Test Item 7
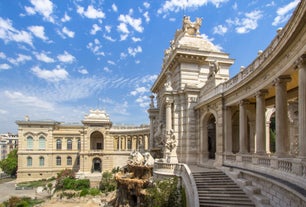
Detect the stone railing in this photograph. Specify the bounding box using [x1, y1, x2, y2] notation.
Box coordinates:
[224, 153, 306, 189]
[154, 161, 199, 207]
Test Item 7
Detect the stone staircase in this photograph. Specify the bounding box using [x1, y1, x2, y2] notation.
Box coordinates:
[193, 170, 255, 207]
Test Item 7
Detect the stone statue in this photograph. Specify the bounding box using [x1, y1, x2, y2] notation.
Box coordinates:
[165, 129, 176, 152]
[143, 152, 154, 166]
[209, 60, 220, 78]
[128, 150, 144, 165]
[182, 16, 202, 35]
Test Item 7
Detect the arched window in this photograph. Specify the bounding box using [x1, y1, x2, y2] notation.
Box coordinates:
[67, 156, 72, 165]
[56, 156, 61, 166]
[39, 156, 44, 166]
[27, 156, 32, 166]
[39, 136, 46, 149]
[27, 136, 33, 149]
[77, 139, 81, 150]
[67, 139, 72, 150]
[127, 138, 132, 150]
[56, 139, 62, 150]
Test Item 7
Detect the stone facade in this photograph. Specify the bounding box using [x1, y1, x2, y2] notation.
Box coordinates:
[150, 1, 306, 206]
[16, 109, 149, 182]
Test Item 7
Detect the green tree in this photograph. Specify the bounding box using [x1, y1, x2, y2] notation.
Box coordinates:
[0, 149, 18, 176]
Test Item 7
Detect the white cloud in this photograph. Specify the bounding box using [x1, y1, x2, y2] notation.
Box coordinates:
[87, 40, 105, 56]
[103, 35, 116, 42]
[105, 25, 112, 33]
[57, 51, 75, 63]
[90, 24, 101, 35]
[112, 3, 118, 12]
[78, 68, 88, 74]
[117, 22, 129, 34]
[31, 65, 69, 82]
[77, 5, 105, 19]
[213, 25, 228, 35]
[0, 17, 33, 46]
[272, 0, 300, 26]
[62, 26, 75, 38]
[107, 60, 115, 65]
[120, 52, 127, 59]
[0, 52, 6, 59]
[8, 54, 32, 65]
[61, 12, 71, 22]
[25, 0, 54, 23]
[131, 37, 141, 42]
[103, 67, 111, 72]
[0, 63, 11, 70]
[143, 2, 150, 9]
[158, 0, 229, 14]
[118, 14, 143, 33]
[4, 90, 54, 110]
[227, 10, 263, 34]
[130, 86, 148, 96]
[128, 46, 142, 57]
[35, 52, 54, 63]
[28, 25, 48, 41]
[143, 11, 150, 23]
[135, 95, 150, 108]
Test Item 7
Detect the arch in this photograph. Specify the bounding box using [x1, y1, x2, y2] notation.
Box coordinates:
[199, 110, 218, 163]
[39, 156, 44, 166]
[67, 139, 72, 150]
[27, 136, 33, 149]
[56, 156, 61, 166]
[56, 139, 62, 150]
[27, 156, 32, 166]
[92, 157, 102, 172]
[39, 136, 46, 149]
[90, 131, 104, 150]
[67, 156, 72, 165]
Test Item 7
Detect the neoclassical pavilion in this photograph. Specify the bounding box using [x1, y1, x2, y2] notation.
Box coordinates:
[149, 1, 306, 206]
[16, 109, 149, 182]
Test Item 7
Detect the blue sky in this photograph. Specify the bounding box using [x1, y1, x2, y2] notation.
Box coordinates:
[0, 0, 300, 133]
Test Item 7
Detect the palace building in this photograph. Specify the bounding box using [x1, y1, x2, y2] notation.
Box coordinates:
[16, 109, 149, 182]
[149, 1, 306, 206]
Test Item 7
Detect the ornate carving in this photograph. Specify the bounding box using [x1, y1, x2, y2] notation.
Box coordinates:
[182, 16, 202, 35]
[165, 129, 176, 152]
[208, 60, 220, 78]
[295, 54, 306, 69]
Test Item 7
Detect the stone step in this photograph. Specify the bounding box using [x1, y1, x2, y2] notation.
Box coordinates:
[199, 199, 255, 206]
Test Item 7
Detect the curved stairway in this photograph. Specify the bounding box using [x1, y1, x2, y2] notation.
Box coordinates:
[193, 170, 255, 207]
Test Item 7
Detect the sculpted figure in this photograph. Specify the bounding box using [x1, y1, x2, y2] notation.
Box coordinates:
[165, 129, 176, 152]
[209, 60, 220, 77]
[182, 16, 202, 35]
[143, 152, 155, 166]
[128, 150, 144, 165]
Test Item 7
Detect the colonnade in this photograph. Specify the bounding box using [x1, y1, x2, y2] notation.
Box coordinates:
[224, 55, 306, 159]
[114, 135, 149, 151]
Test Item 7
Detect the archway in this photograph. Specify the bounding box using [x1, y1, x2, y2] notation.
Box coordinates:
[92, 157, 102, 172]
[90, 131, 104, 150]
[207, 114, 216, 159]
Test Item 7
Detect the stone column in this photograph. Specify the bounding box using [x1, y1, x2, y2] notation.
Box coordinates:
[224, 106, 233, 154]
[239, 100, 248, 154]
[274, 75, 291, 157]
[256, 89, 268, 154]
[296, 55, 306, 158]
[165, 100, 172, 133]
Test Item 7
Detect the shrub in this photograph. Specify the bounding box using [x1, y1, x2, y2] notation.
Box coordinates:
[61, 178, 90, 191]
[80, 189, 89, 197]
[89, 188, 100, 196]
[145, 177, 186, 207]
[99, 171, 116, 193]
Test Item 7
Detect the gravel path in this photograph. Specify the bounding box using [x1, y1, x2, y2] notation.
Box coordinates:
[0, 180, 37, 203]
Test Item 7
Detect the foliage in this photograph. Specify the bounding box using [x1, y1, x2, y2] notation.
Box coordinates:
[112, 166, 120, 174]
[270, 116, 276, 153]
[17, 177, 55, 188]
[55, 169, 75, 190]
[0, 149, 17, 176]
[99, 171, 116, 193]
[145, 177, 186, 207]
[62, 178, 90, 190]
[1, 196, 44, 207]
[79, 188, 100, 197]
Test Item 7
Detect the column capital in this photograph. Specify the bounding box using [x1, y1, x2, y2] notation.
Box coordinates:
[273, 75, 291, 85]
[255, 89, 268, 97]
[239, 99, 249, 106]
[295, 54, 306, 69]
